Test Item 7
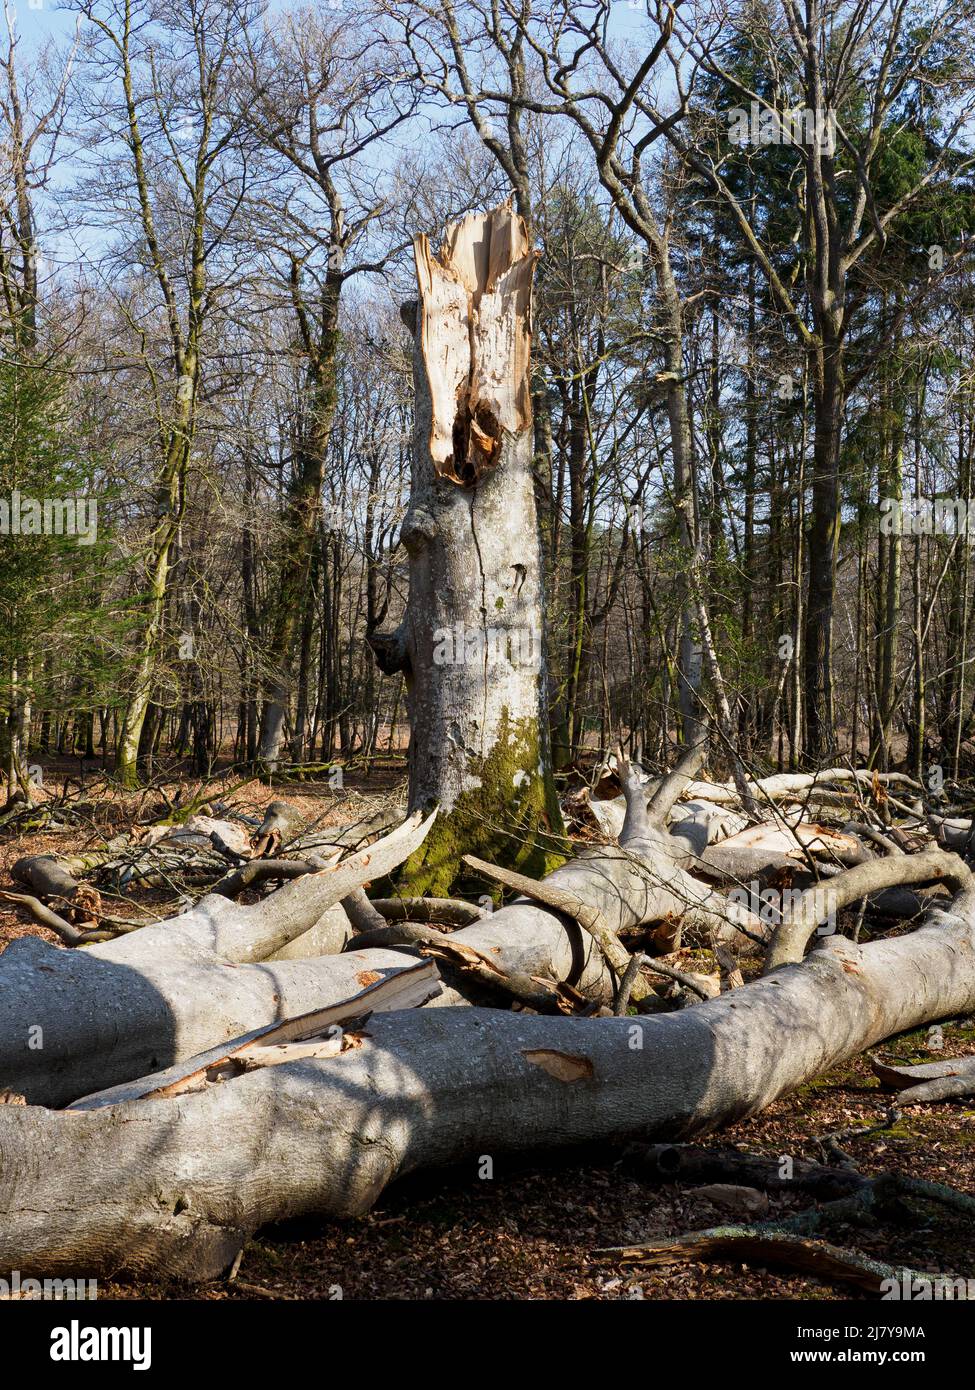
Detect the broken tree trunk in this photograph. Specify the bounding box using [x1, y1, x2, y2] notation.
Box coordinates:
[3, 884, 975, 1281]
[368, 203, 564, 895]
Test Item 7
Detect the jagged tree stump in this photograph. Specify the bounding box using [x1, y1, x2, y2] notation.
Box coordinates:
[371, 203, 564, 894]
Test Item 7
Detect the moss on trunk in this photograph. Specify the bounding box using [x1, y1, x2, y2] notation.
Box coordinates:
[399, 710, 567, 898]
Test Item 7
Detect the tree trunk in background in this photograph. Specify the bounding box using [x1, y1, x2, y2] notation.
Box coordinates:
[657, 258, 704, 747]
[552, 357, 600, 767]
[240, 449, 262, 765]
[115, 425, 189, 787]
[290, 549, 318, 763]
[945, 401, 974, 773]
[803, 337, 844, 762]
[907, 380, 928, 777]
[370, 205, 565, 895]
[871, 353, 904, 769]
[257, 272, 341, 769]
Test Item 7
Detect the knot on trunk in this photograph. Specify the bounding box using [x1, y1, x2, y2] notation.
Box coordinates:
[368, 626, 411, 678]
[399, 508, 437, 555]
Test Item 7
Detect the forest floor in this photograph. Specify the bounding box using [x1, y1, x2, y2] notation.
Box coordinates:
[2, 762, 973, 1302]
[100, 1026, 974, 1302]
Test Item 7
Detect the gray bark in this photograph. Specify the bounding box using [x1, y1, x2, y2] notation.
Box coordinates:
[369, 205, 562, 894]
[0, 812, 437, 1106]
[2, 887, 974, 1281]
[0, 770, 767, 1108]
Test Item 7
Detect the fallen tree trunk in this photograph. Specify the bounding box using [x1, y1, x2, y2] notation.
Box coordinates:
[0, 756, 766, 1105]
[659, 768, 922, 805]
[0, 812, 439, 1106]
[1, 746, 954, 1113]
[2, 886, 975, 1280]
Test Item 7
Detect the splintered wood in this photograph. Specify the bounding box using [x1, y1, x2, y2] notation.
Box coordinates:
[68, 959, 441, 1108]
[413, 203, 536, 485]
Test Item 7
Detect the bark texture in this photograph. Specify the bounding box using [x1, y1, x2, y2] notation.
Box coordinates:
[2, 888, 973, 1281]
[0, 812, 437, 1106]
[370, 204, 564, 895]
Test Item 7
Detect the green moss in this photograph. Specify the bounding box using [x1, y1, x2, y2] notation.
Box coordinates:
[399, 708, 568, 898]
[880, 1019, 974, 1063]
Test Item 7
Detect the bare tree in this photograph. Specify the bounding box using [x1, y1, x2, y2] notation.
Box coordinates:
[73, 0, 248, 784]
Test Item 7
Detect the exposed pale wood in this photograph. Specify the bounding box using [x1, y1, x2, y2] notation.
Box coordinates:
[368, 203, 558, 893]
[414, 203, 535, 485]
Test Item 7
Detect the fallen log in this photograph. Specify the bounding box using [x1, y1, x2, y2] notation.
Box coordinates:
[3, 886, 975, 1279]
[69, 960, 442, 1108]
[11, 853, 105, 927]
[664, 768, 922, 806]
[249, 800, 304, 858]
[931, 814, 975, 855]
[345, 921, 450, 951]
[870, 1053, 975, 1104]
[369, 897, 486, 927]
[0, 811, 439, 1105]
[0, 769, 765, 1106]
[596, 1227, 923, 1296]
[624, 1143, 870, 1200]
[210, 858, 321, 898]
[265, 904, 353, 960]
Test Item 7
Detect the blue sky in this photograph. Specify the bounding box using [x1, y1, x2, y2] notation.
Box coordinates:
[8, 0, 74, 44]
[10, 0, 651, 50]
[12, 0, 659, 280]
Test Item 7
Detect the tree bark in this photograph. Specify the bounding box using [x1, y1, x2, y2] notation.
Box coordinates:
[370, 204, 565, 895]
[0, 812, 437, 1106]
[0, 748, 771, 1111]
[3, 883, 974, 1281]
